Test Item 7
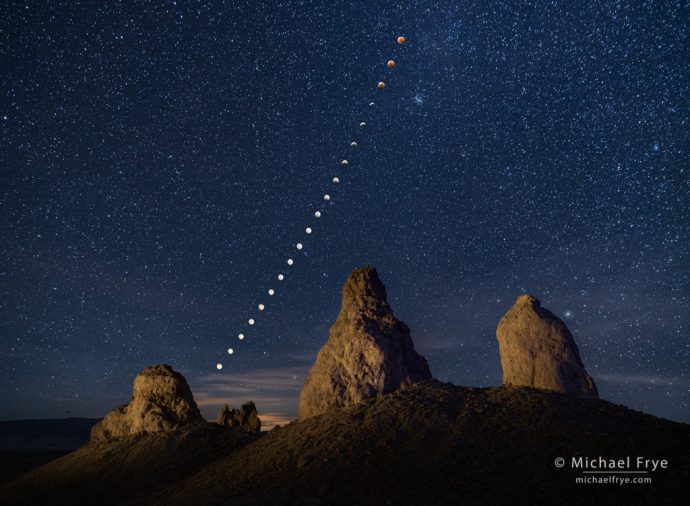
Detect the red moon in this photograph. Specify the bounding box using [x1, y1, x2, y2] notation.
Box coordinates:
[397, 36, 406, 44]
[377, 81, 385, 89]
[387, 60, 395, 68]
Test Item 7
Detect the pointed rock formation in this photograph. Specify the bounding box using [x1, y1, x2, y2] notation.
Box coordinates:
[496, 294, 598, 397]
[299, 266, 431, 419]
[90, 364, 204, 442]
[216, 401, 261, 434]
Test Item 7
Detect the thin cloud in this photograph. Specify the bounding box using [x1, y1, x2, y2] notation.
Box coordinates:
[191, 366, 308, 422]
[597, 373, 689, 387]
[259, 412, 297, 431]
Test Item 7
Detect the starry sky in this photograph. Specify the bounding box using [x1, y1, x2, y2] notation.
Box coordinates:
[1, 1, 688, 428]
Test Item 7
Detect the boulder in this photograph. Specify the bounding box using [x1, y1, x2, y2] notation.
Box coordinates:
[91, 364, 204, 442]
[299, 266, 431, 419]
[496, 294, 598, 397]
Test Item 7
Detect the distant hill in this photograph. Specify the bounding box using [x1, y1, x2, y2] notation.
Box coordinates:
[0, 418, 100, 450]
[2, 382, 688, 505]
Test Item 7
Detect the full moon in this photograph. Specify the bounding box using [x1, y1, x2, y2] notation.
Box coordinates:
[258, 304, 265, 311]
[305, 227, 312, 234]
[238, 333, 245, 340]
[248, 318, 255, 325]
[296, 243, 303, 250]
[287, 258, 294, 265]
[268, 289, 275, 295]
[227, 348, 234, 355]
[216, 363, 223, 370]
[324, 194, 331, 201]
[314, 211, 321, 218]
[278, 274, 284, 280]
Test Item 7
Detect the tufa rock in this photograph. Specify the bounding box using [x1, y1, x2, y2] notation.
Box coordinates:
[90, 364, 204, 442]
[496, 294, 598, 397]
[216, 401, 261, 434]
[299, 266, 431, 419]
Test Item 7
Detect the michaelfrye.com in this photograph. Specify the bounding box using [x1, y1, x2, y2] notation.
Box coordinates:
[553, 456, 669, 485]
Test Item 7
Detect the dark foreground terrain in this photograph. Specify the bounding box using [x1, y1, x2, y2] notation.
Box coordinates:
[2, 382, 689, 505]
[0, 418, 100, 484]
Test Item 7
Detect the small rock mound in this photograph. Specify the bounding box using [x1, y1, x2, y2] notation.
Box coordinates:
[91, 364, 203, 442]
[299, 266, 431, 419]
[216, 401, 261, 434]
[496, 294, 598, 397]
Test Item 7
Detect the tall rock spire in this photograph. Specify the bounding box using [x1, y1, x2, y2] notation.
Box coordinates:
[298, 266, 432, 419]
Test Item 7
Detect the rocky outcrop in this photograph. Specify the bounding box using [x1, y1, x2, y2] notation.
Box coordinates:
[90, 364, 204, 442]
[496, 294, 598, 397]
[299, 266, 431, 419]
[216, 401, 261, 434]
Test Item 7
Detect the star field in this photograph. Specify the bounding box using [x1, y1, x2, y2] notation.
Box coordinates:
[1, 1, 688, 424]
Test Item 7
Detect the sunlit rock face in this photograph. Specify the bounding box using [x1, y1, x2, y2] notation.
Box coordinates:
[91, 364, 204, 442]
[496, 295, 598, 397]
[299, 266, 432, 419]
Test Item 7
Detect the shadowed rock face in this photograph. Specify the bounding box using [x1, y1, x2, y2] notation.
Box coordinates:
[90, 364, 204, 441]
[496, 295, 598, 397]
[298, 266, 431, 419]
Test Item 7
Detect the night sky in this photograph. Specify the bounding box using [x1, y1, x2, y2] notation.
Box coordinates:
[1, 1, 688, 428]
